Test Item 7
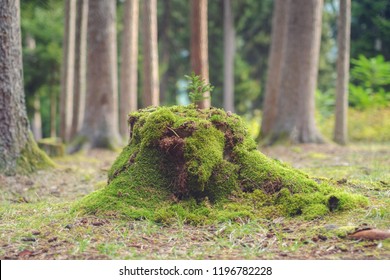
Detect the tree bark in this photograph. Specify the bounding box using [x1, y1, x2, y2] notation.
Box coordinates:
[70, 0, 88, 140]
[190, 0, 210, 109]
[0, 0, 52, 174]
[76, 0, 121, 150]
[120, 0, 139, 138]
[159, 0, 171, 105]
[142, 0, 159, 107]
[260, 0, 289, 138]
[59, 0, 76, 143]
[269, 0, 324, 144]
[31, 94, 42, 140]
[50, 87, 57, 138]
[26, 34, 42, 140]
[334, 0, 351, 145]
[223, 0, 235, 112]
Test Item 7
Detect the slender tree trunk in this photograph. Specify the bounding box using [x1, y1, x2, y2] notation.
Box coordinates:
[223, 0, 235, 112]
[260, 0, 289, 138]
[70, 0, 88, 140]
[120, 0, 139, 138]
[142, 0, 159, 107]
[75, 0, 121, 150]
[269, 0, 324, 144]
[334, 0, 351, 145]
[50, 87, 57, 139]
[190, 0, 210, 109]
[26, 34, 42, 140]
[0, 0, 52, 175]
[59, 0, 76, 143]
[31, 94, 42, 140]
[159, 0, 171, 105]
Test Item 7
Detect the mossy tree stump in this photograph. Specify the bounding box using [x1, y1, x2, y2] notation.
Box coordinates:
[37, 138, 65, 157]
[74, 106, 367, 223]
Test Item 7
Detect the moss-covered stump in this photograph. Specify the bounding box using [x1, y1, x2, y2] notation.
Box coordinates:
[37, 138, 65, 157]
[73, 106, 368, 223]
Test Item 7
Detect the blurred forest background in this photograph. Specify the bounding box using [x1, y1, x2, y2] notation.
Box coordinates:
[20, 0, 390, 145]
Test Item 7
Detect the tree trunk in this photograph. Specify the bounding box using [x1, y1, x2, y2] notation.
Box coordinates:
[142, 0, 159, 107]
[334, 0, 351, 145]
[120, 0, 139, 138]
[260, 0, 289, 138]
[190, 0, 210, 109]
[50, 88, 57, 138]
[223, 0, 235, 112]
[269, 0, 324, 144]
[26, 34, 42, 140]
[159, 0, 171, 105]
[76, 0, 121, 150]
[31, 94, 42, 140]
[70, 0, 88, 140]
[59, 0, 76, 143]
[0, 0, 52, 175]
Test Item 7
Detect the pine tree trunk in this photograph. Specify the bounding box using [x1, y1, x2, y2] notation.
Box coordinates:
[269, 0, 324, 144]
[0, 0, 52, 175]
[334, 0, 351, 145]
[31, 94, 42, 140]
[260, 0, 289, 138]
[70, 0, 88, 140]
[223, 0, 235, 113]
[50, 88, 57, 138]
[76, 0, 121, 150]
[120, 0, 139, 138]
[190, 0, 210, 109]
[59, 0, 76, 143]
[159, 0, 171, 105]
[142, 0, 159, 107]
[26, 34, 42, 140]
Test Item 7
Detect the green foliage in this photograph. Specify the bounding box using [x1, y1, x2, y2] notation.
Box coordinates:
[319, 108, 390, 142]
[351, 0, 390, 60]
[21, 0, 63, 137]
[349, 55, 390, 109]
[351, 55, 390, 89]
[185, 73, 214, 105]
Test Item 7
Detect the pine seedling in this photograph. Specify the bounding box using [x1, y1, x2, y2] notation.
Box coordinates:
[185, 72, 214, 105]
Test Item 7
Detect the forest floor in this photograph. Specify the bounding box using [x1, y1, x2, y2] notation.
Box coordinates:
[0, 143, 389, 260]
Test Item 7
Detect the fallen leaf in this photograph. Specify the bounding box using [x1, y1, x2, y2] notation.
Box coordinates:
[18, 250, 33, 258]
[348, 229, 390, 240]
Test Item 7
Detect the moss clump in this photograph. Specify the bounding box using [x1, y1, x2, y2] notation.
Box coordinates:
[37, 138, 65, 157]
[73, 106, 368, 223]
[16, 133, 55, 174]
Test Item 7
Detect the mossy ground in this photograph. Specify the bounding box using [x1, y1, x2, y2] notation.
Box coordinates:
[73, 106, 368, 223]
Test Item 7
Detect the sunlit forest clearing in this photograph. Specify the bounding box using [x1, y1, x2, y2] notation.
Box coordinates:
[0, 0, 389, 260]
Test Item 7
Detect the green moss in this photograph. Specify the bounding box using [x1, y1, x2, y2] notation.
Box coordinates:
[16, 133, 55, 174]
[37, 138, 65, 157]
[302, 204, 329, 220]
[73, 106, 369, 224]
[185, 125, 225, 191]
